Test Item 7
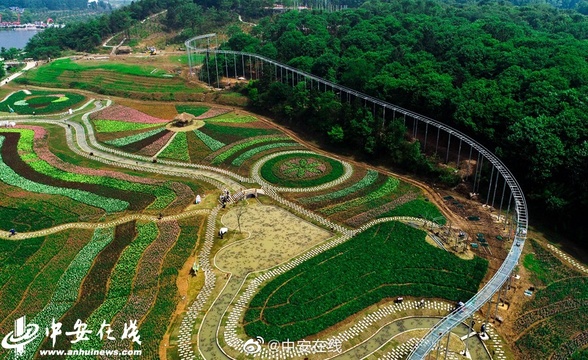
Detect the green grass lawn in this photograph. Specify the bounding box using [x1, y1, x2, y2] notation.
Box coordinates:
[16, 58, 205, 98]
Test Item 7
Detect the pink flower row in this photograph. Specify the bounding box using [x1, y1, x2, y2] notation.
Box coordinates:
[90, 105, 168, 124]
[26, 127, 161, 186]
[17, 125, 47, 140]
[136, 131, 175, 157]
[195, 107, 231, 120]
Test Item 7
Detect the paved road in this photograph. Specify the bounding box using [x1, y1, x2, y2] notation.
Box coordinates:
[0, 61, 36, 86]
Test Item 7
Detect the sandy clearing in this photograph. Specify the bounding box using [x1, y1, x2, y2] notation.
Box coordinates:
[215, 201, 332, 276]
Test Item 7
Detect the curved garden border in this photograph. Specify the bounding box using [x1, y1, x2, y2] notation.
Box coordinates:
[252, 150, 353, 193]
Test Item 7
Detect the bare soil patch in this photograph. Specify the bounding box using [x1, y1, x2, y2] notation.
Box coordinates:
[215, 201, 332, 276]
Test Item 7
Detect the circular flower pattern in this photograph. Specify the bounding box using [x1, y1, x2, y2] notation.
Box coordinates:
[259, 152, 345, 188]
[279, 157, 327, 179]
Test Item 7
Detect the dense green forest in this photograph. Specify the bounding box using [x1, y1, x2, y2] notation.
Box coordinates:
[222, 1, 588, 241]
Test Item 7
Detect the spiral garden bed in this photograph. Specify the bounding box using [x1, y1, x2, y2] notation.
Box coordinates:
[0, 90, 86, 115]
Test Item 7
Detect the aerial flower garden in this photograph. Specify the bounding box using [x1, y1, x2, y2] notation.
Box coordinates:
[0, 89, 493, 360]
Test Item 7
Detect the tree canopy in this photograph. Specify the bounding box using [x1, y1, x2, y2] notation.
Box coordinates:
[227, 0, 588, 242]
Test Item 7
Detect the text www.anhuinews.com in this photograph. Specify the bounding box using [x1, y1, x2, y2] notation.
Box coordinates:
[39, 349, 142, 356]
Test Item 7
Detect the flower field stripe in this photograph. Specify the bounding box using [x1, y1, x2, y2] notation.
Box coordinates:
[194, 129, 225, 151]
[320, 177, 401, 216]
[105, 127, 167, 147]
[154, 131, 177, 158]
[137, 130, 175, 157]
[212, 136, 292, 164]
[231, 142, 300, 166]
[0, 236, 51, 321]
[165, 181, 196, 211]
[175, 105, 210, 117]
[105, 220, 194, 358]
[199, 123, 280, 145]
[24, 126, 161, 185]
[158, 132, 190, 161]
[0, 230, 92, 339]
[9, 128, 178, 210]
[301, 169, 379, 204]
[344, 192, 420, 227]
[70, 222, 158, 354]
[0, 182, 103, 231]
[28, 153, 174, 210]
[43, 222, 136, 353]
[90, 105, 169, 124]
[104, 221, 181, 353]
[10, 228, 115, 360]
[204, 112, 257, 123]
[0, 136, 129, 213]
[193, 107, 230, 119]
[92, 120, 163, 133]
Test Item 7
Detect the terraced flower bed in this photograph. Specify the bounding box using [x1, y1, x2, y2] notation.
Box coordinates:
[70, 222, 159, 353]
[158, 132, 190, 161]
[18, 59, 205, 99]
[92, 120, 163, 133]
[4, 129, 185, 210]
[121, 129, 173, 154]
[185, 131, 211, 163]
[90, 104, 169, 124]
[0, 134, 129, 213]
[9, 227, 115, 359]
[203, 112, 257, 123]
[244, 221, 488, 341]
[231, 142, 300, 166]
[105, 127, 168, 147]
[199, 122, 280, 143]
[194, 129, 225, 151]
[319, 177, 400, 216]
[136, 130, 176, 157]
[0, 229, 93, 344]
[0, 90, 85, 115]
[300, 169, 379, 204]
[136, 218, 201, 358]
[46, 222, 136, 353]
[211, 136, 291, 165]
[514, 240, 588, 359]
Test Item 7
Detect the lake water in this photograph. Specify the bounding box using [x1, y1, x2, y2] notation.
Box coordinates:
[0, 29, 42, 50]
